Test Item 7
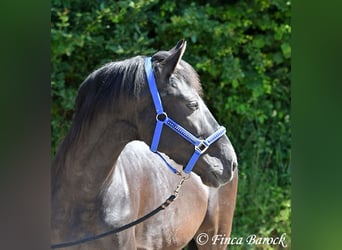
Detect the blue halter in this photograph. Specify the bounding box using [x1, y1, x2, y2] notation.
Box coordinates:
[144, 57, 227, 174]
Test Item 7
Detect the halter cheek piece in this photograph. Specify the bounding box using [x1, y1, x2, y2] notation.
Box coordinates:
[144, 57, 226, 174]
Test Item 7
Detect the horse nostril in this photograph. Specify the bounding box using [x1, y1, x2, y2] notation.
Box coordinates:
[232, 161, 238, 172]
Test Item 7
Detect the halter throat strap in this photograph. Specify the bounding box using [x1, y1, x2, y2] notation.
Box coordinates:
[144, 57, 226, 173]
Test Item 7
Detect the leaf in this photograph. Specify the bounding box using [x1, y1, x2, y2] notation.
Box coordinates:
[281, 42, 291, 59]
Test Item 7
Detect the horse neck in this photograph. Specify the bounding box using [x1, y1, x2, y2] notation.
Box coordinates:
[51, 110, 138, 230]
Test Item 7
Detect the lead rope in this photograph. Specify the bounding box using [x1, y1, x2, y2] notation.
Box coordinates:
[51, 174, 189, 249]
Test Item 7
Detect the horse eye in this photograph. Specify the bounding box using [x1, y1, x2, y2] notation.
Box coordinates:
[186, 101, 199, 110]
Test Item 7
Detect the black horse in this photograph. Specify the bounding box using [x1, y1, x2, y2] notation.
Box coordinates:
[52, 40, 238, 249]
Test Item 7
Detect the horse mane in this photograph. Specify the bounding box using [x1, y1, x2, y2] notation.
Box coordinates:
[53, 52, 203, 166]
[75, 56, 146, 124]
[53, 56, 145, 166]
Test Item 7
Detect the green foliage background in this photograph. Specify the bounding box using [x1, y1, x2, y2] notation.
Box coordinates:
[51, 0, 291, 249]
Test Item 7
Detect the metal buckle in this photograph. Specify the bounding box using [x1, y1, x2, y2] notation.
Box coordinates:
[195, 140, 209, 154]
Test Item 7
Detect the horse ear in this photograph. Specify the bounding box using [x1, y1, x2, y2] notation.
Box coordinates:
[161, 39, 187, 78]
[169, 39, 186, 53]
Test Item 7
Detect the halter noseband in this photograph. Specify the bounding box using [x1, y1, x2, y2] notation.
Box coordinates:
[144, 57, 226, 174]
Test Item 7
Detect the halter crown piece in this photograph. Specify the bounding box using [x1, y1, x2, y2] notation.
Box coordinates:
[144, 57, 227, 174]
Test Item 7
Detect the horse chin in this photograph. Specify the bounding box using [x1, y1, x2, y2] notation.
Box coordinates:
[199, 173, 222, 188]
[167, 149, 236, 187]
[193, 154, 234, 187]
[197, 169, 234, 187]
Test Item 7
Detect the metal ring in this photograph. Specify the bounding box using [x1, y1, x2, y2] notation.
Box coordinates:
[156, 112, 168, 122]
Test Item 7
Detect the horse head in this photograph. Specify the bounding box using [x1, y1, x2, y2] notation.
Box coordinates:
[137, 40, 237, 187]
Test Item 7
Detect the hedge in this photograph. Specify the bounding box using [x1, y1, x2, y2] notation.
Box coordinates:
[51, 0, 291, 248]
